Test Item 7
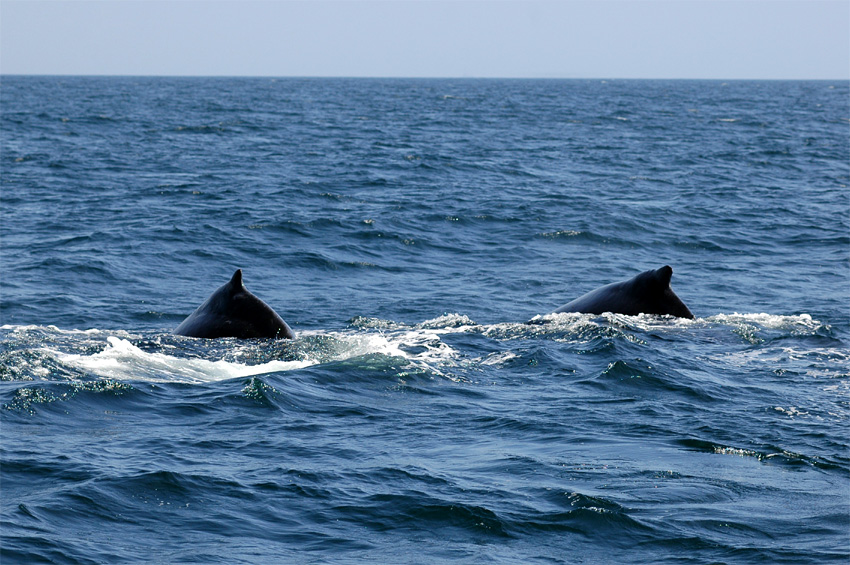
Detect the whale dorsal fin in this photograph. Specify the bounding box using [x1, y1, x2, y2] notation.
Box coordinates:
[655, 265, 673, 287]
[230, 269, 244, 288]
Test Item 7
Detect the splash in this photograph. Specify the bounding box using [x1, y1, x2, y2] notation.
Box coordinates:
[37, 324, 464, 384]
[54, 336, 313, 383]
[709, 312, 824, 332]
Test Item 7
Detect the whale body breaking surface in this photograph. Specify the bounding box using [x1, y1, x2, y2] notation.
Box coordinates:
[550, 265, 694, 319]
[174, 264, 693, 340]
[174, 269, 295, 339]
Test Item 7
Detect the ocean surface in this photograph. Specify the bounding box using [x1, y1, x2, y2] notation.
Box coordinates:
[1, 76, 848, 564]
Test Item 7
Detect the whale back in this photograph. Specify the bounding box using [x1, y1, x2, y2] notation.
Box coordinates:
[174, 270, 295, 339]
[552, 265, 694, 319]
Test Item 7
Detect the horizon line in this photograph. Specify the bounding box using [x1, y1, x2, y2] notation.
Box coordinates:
[3, 73, 848, 82]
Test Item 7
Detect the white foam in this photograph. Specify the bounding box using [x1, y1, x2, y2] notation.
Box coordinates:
[1, 324, 42, 331]
[322, 328, 459, 365]
[479, 351, 519, 366]
[1, 324, 114, 336]
[709, 312, 822, 331]
[417, 313, 479, 332]
[774, 406, 809, 418]
[54, 337, 314, 383]
[18, 312, 842, 385]
[47, 325, 464, 384]
[526, 311, 697, 333]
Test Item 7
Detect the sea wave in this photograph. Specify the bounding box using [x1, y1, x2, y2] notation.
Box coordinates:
[3, 310, 841, 387]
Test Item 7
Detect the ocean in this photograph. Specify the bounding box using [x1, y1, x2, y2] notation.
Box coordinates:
[1, 76, 848, 564]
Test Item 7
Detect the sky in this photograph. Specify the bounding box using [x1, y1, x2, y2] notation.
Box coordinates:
[1, 1, 848, 80]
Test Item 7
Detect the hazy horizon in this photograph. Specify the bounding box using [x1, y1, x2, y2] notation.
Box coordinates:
[2, 1, 848, 81]
[2, 74, 847, 82]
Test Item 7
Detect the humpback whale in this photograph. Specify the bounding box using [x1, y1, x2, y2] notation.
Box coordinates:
[174, 269, 295, 339]
[550, 265, 694, 319]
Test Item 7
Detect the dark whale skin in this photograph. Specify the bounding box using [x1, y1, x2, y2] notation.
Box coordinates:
[174, 269, 295, 339]
[552, 265, 694, 319]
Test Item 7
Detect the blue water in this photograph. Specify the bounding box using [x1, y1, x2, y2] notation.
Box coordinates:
[2, 76, 848, 564]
